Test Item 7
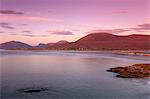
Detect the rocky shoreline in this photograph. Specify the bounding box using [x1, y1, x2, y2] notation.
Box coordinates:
[107, 64, 150, 78]
[117, 51, 150, 56]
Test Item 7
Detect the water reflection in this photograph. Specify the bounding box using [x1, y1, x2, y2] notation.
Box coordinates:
[0, 50, 150, 99]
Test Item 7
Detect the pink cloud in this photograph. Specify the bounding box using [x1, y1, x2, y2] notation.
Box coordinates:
[88, 23, 150, 34]
[22, 30, 32, 33]
[1, 15, 63, 23]
[24, 16, 63, 22]
[22, 34, 49, 37]
[0, 31, 5, 33]
[112, 10, 128, 14]
[137, 23, 150, 30]
[131, 23, 150, 31]
[0, 9, 24, 15]
[8, 33, 49, 37]
[0, 22, 14, 29]
[87, 29, 129, 34]
[19, 24, 28, 26]
[48, 30, 74, 35]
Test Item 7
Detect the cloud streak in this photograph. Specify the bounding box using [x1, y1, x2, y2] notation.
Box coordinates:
[0, 9, 63, 23]
[8, 33, 49, 37]
[24, 16, 63, 22]
[22, 34, 49, 37]
[0, 22, 14, 29]
[112, 10, 128, 14]
[132, 23, 150, 31]
[1, 15, 63, 23]
[48, 30, 74, 35]
[19, 24, 28, 26]
[0, 31, 5, 33]
[88, 23, 150, 34]
[22, 30, 32, 33]
[87, 29, 129, 34]
[0, 9, 24, 15]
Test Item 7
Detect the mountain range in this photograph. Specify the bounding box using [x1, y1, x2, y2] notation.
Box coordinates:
[0, 33, 150, 50]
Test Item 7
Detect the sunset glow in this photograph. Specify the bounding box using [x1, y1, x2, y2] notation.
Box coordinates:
[0, 0, 149, 45]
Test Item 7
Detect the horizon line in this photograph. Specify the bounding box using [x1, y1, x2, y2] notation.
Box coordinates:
[1, 33, 150, 46]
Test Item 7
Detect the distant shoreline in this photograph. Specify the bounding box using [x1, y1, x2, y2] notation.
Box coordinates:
[116, 50, 150, 56]
[1, 49, 150, 56]
[1, 33, 150, 51]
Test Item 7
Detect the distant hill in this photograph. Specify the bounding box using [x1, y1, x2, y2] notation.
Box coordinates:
[34, 40, 69, 50]
[56, 40, 69, 44]
[0, 33, 150, 50]
[46, 33, 150, 50]
[46, 40, 69, 50]
[0, 41, 32, 49]
[34, 43, 48, 49]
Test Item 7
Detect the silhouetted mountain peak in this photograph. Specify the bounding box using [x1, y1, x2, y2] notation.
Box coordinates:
[56, 40, 69, 44]
[0, 33, 149, 50]
[0, 41, 32, 49]
[76, 32, 116, 42]
[87, 32, 114, 36]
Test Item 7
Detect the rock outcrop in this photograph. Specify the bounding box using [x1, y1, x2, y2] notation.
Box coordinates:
[18, 87, 48, 93]
[107, 64, 150, 78]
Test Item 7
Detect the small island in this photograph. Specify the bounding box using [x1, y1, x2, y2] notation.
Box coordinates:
[107, 64, 150, 78]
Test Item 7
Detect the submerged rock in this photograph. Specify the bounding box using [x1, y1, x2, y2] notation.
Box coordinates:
[18, 87, 48, 93]
[107, 64, 150, 78]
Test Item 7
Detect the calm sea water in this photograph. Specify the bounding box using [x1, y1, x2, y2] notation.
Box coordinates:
[0, 50, 150, 99]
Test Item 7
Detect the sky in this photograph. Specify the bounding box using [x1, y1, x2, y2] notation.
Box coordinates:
[0, 0, 149, 45]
